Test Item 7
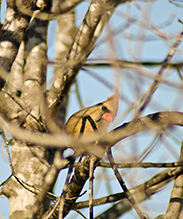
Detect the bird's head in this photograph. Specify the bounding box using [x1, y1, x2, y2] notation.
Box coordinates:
[64, 91, 119, 139]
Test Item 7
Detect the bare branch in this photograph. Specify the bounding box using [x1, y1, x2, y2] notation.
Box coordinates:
[42, 155, 100, 218]
[89, 155, 96, 219]
[0, 111, 183, 158]
[52, 0, 83, 14]
[47, 0, 122, 116]
[99, 161, 183, 168]
[102, 112, 183, 148]
[136, 30, 183, 116]
[9, 41, 24, 93]
[163, 142, 183, 218]
[107, 149, 149, 219]
[27, 150, 69, 219]
[0, 0, 35, 89]
[74, 167, 177, 210]
[16, 0, 83, 20]
[52, 11, 76, 124]
[95, 165, 183, 219]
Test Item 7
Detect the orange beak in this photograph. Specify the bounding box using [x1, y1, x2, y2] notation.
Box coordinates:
[102, 113, 114, 122]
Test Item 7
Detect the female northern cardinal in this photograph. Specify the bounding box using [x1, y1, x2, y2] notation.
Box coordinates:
[64, 91, 119, 139]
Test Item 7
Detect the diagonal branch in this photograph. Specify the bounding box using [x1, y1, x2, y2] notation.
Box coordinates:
[163, 142, 183, 218]
[42, 155, 100, 219]
[74, 167, 178, 210]
[101, 111, 183, 149]
[136, 30, 183, 116]
[47, 0, 130, 117]
[107, 149, 149, 219]
[95, 165, 183, 219]
[73, 145, 183, 218]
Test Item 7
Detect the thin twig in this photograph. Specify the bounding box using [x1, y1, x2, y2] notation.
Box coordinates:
[73, 208, 88, 219]
[75, 79, 84, 109]
[107, 149, 149, 219]
[43, 199, 60, 219]
[89, 156, 95, 219]
[163, 141, 183, 218]
[2, 131, 13, 172]
[99, 161, 183, 168]
[59, 157, 75, 219]
[75, 165, 182, 210]
[0, 213, 6, 219]
[136, 30, 183, 117]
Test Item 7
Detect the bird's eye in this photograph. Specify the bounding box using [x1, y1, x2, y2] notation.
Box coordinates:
[102, 106, 107, 111]
[15, 90, 22, 97]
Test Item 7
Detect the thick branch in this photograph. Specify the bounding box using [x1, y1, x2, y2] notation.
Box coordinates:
[27, 150, 69, 219]
[0, 0, 35, 89]
[1, 4, 51, 219]
[51, 0, 83, 14]
[42, 155, 100, 218]
[101, 111, 183, 148]
[0, 111, 183, 157]
[53, 10, 76, 127]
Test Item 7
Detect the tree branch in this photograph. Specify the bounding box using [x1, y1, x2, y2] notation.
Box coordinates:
[42, 155, 100, 219]
[0, 0, 35, 89]
[101, 111, 183, 148]
[47, 0, 125, 116]
[163, 142, 183, 218]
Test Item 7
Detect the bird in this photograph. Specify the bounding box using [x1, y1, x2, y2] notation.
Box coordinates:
[64, 91, 119, 140]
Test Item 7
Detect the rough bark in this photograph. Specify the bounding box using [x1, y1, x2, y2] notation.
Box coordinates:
[0, 1, 51, 218]
[0, 0, 36, 89]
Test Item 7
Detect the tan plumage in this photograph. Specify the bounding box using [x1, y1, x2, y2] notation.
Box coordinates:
[64, 91, 119, 139]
